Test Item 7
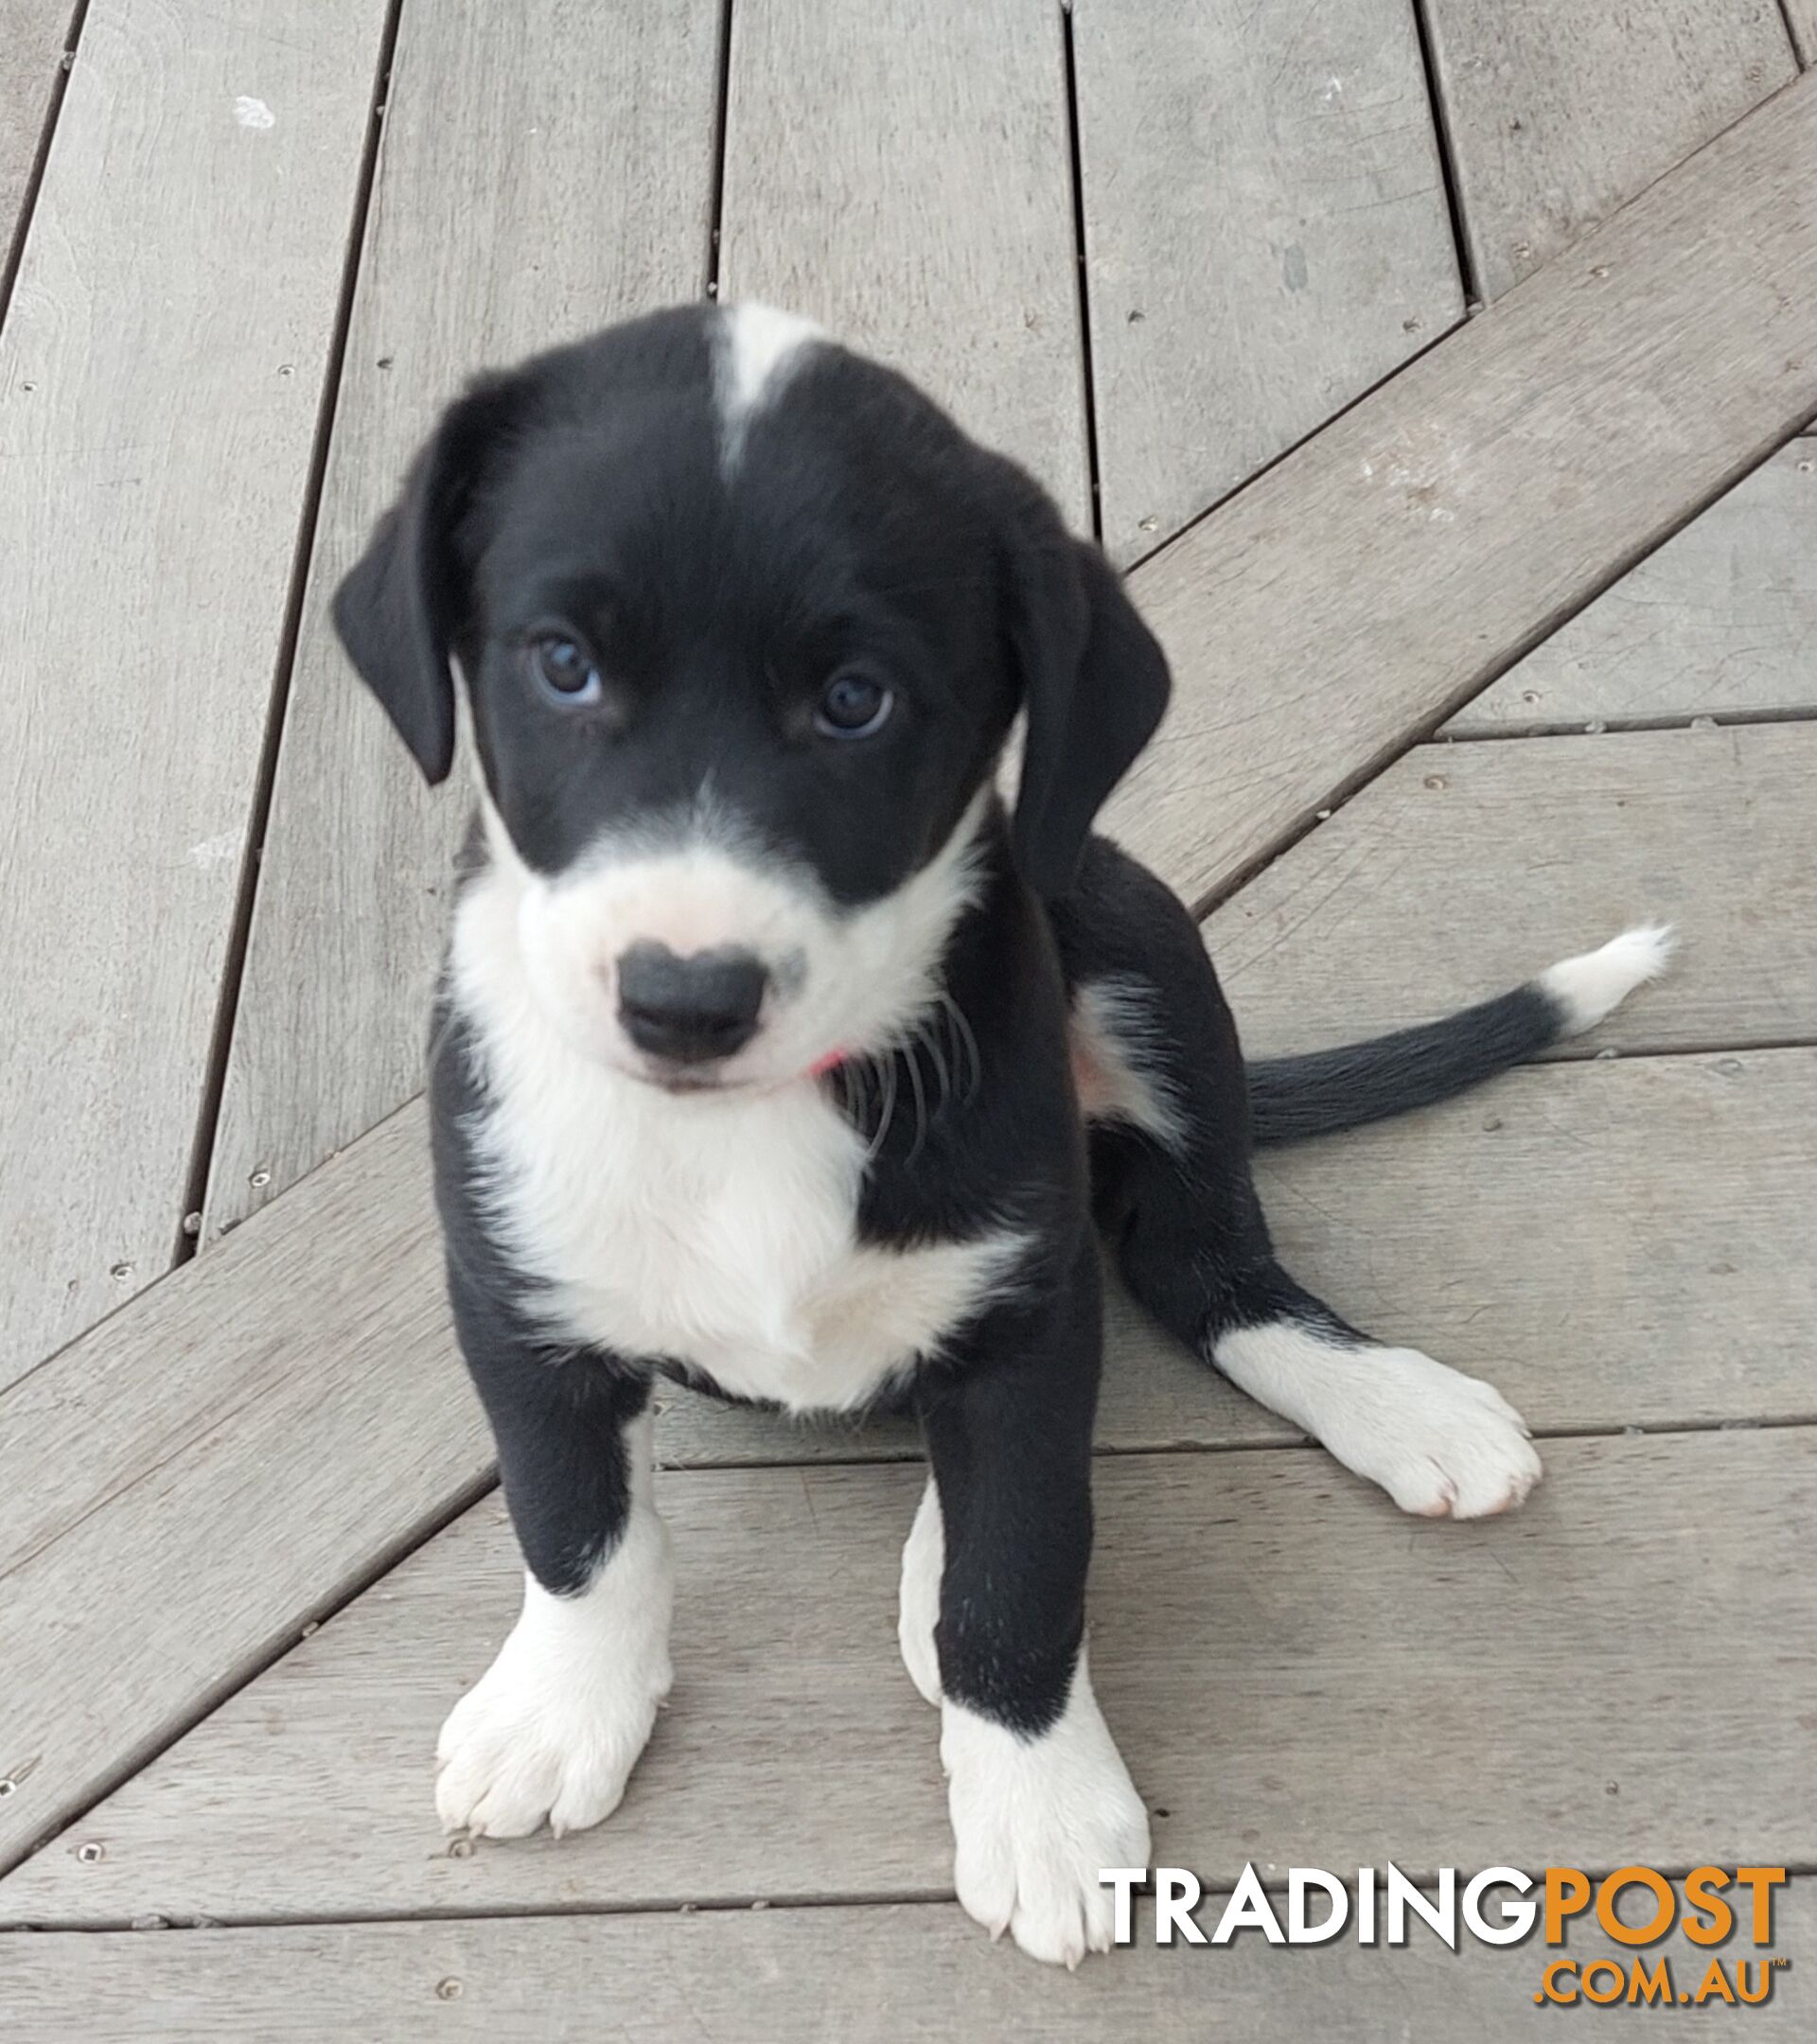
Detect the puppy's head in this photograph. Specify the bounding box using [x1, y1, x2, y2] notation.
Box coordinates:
[335, 304, 1169, 1092]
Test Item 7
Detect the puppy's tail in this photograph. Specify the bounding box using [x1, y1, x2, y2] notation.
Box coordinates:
[1245, 925, 1674, 1148]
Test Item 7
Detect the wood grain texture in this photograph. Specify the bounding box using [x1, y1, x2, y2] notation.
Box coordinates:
[0, 1105, 489, 1877]
[0, 1, 69, 272]
[1211, 722, 1817, 1055]
[1101, 71, 1817, 911]
[0, 0, 389, 1384]
[1445, 440, 1817, 732]
[6, 1890, 1813, 2043]
[1788, 0, 1817, 64]
[1225, 1050, 1817, 1433]
[1423, 0, 1794, 302]
[1073, 0, 1462, 563]
[7, 1429, 1808, 1924]
[201, 0, 722, 1242]
[717, 0, 1088, 526]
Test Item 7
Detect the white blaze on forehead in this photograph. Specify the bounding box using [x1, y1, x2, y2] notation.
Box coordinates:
[716, 302, 822, 471]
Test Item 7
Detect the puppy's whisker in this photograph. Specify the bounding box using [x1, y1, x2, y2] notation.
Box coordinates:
[833, 1054, 861, 1122]
[937, 990, 981, 1104]
[840, 1053, 879, 1153]
[917, 1011, 953, 1120]
[902, 1032, 931, 1167]
[871, 1050, 899, 1162]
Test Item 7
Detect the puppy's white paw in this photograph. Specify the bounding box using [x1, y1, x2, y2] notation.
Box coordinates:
[1216, 1322, 1542, 1520]
[1315, 1346, 1541, 1518]
[897, 1478, 944, 1707]
[941, 1657, 1150, 1968]
[434, 1650, 666, 1840]
[436, 1559, 672, 1841]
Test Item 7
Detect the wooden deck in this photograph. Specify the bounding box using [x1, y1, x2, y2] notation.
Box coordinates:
[3, 4, 1815, 2035]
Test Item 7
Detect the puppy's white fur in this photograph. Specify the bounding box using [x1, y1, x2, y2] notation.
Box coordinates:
[454, 792, 1028, 1414]
[942, 1653, 1152, 1968]
[1069, 975, 1189, 1151]
[716, 303, 821, 473]
[1214, 1320, 1542, 1518]
[1541, 924, 1675, 1035]
[898, 1476, 944, 1706]
[436, 1412, 674, 1837]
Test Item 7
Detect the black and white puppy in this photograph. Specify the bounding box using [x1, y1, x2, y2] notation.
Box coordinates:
[334, 303, 1668, 1967]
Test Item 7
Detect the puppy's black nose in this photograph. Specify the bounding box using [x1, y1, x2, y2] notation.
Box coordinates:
[616, 943, 768, 1065]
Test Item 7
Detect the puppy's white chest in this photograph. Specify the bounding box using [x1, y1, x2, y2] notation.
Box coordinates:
[471, 1039, 1017, 1414]
[450, 859, 1024, 1413]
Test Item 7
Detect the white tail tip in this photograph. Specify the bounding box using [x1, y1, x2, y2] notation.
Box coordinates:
[1539, 925, 1676, 1036]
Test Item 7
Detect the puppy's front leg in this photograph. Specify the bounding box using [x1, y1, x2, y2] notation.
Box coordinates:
[435, 1271, 672, 1840]
[918, 1247, 1150, 1967]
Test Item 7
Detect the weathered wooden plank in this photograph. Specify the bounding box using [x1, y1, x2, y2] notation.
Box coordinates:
[1211, 721, 1817, 1056]
[6, 1429, 1808, 1924]
[1102, 71, 1817, 911]
[0, 1, 69, 273]
[0, 0, 390, 1383]
[1423, 0, 1794, 303]
[1445, 440, 1817, 732]
[7, 1890, 1813, 2044]
[717, 0, 1087, 526]
[1073, 0, 1462, 563]
[200, 0, 722, 1243]
[9, 1041, 1813, 1869]
[0, 1106, 489, 1877]
[1255, 1051, 1816, 1430]
[1789, 1, 1817, 66]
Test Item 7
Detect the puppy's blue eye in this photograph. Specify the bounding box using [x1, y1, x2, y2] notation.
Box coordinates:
[815, 671, 892, 739]
[528, 633, 601, 704]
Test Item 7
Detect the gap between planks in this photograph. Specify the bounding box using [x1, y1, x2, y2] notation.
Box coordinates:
[1059, 0, 1103, 543]
[18, 1861, 1817, 1936]
[0, 1, 88, 326]
[1435, 705, 1817, 742]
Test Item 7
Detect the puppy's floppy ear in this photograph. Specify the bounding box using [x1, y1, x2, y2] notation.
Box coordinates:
[1003, 514, 1172, 897]
[330, 379, 510, 784]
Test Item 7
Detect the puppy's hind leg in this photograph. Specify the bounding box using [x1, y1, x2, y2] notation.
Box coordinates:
[1054, 838, 1540, 1520]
